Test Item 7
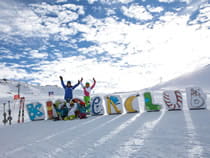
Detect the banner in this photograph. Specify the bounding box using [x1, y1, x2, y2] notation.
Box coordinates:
[14, 94, 20, 100]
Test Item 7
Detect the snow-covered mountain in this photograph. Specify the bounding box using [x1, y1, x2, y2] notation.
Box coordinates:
[0, 65, 210, 158]
[0, 79, 83, 104]
[150, 64, 210, 93]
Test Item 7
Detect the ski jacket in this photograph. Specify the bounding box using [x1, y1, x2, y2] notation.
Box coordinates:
[61, 79, 80, 100]
[78, 104, 90, 113]
[80, 80, 96, 97]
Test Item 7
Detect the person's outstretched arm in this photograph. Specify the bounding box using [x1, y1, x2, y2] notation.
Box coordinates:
[80, 77, 85, 89]
[72, 80, 80, 89]
[91, 78, 96, 89]
[60, 76, 66, 89]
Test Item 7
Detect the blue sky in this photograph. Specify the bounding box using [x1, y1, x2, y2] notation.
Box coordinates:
[0, 0, 210, 93]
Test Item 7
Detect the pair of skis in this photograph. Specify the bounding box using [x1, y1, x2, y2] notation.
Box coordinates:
[2, 101, 12, 125]
[17, 97, 25, 123]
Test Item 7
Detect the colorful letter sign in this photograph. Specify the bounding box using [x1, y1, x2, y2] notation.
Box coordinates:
[163, 90, 183, 111]
[26, 102, 45, 121]
[91, 96, 104, 115]
[144, 92, 161, 112]
[124, 94, 140, 113]
[46, 101, 53, 120]
[186, 87, 207, 110]
[105, 95, 122, 115]
[25, 87, 209, 121]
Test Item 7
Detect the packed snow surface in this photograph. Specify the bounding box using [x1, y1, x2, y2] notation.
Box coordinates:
[0, 109, 210, 158]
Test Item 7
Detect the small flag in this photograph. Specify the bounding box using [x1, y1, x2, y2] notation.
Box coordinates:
[14, 94, 20, 100]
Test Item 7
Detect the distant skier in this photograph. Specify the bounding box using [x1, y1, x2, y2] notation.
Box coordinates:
[59, 76, 80, 102]
[80, 77, 96, 112]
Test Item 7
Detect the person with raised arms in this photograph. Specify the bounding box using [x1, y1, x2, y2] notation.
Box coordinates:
[60, 76, 80, 102]
[53, 76, 80, 120]
[80, 77, 96, 113]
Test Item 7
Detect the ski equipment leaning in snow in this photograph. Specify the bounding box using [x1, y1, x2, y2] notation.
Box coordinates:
[7, 101, 12, 125]
[59, 76, 80, 102]
[80, 77, 96, 113]
[17, 101, 21, 123]
[22, 98, 25, 123]
[2, 103, 7, 125]
[18, 97, 25, 123]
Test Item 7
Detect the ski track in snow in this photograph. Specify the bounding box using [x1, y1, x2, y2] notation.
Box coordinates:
[0, 110, 210, 158]
[95, 113, 142, 146]
[2, 116, 105, 158]
[20, 113, 143, 158]
[183, 110, 203, 158]
[81, 112, 143, 158]
[112, 110, 165, 158]
[42, 114, 125, 158]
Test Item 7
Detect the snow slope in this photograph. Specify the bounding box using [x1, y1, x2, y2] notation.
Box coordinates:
[0, 79, 83, 104]
[151, 64, 210, 93]
[0, 65, 210, 158]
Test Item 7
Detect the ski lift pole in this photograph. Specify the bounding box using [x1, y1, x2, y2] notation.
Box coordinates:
[17, 83, 21, 97]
